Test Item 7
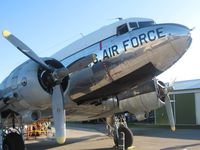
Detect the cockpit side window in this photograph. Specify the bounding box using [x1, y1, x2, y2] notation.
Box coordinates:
[129, 22, 138, 30]
[117, 23, 129, 36]
[138, 21, 155, 28]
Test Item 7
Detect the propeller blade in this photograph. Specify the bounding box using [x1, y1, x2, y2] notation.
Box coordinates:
[2, 30, 52, 71]
[67, 54, 96, 73]
[168, 77, 176, 91]
[51, 54, 96, 82]
[52, 68, 70, 82]
[52, 85, 66, 144]
[165, 95, 175, 131]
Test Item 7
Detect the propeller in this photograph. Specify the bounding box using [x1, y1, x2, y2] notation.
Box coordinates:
[52, 85, 66, 144]
[164, 81, 176, 131]
[2, 31, 52, 71]
[2, 30, 95, 144]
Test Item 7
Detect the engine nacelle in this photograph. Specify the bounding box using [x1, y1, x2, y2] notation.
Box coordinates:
[0, 59, 68, 110]
[21, 110, 41, 124]
[118, 79, 166, 120]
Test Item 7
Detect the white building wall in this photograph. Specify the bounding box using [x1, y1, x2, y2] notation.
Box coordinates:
[195, 93, 200, 125]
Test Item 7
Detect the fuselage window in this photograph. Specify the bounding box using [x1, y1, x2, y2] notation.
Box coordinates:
[117, 23, 129, 36]
[138, 21, 154, 28]
[129, 22, 138, 30]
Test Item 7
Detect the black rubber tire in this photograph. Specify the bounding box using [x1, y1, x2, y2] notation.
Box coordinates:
[113, 126, 133, 149]
[3, 132, 25, 150]
[113, 131, 118, 146]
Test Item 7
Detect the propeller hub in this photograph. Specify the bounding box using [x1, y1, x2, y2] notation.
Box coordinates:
[38, 58, 69, 94]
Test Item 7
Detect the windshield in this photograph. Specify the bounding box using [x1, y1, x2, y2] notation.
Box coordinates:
[138, 21, 155, 28]
[117, 23, 129, 35]
[129, 22, 138, 29]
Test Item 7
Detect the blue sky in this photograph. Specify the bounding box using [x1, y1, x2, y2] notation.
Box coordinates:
[0, 0, 200, 82]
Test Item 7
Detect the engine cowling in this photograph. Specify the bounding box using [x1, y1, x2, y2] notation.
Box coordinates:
[0, 58, 68, 110]
[118, 79, 166, 120]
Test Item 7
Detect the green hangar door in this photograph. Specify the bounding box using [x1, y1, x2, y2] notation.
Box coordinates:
[175, 93, 196, 125]
[155, 93, 196, 125]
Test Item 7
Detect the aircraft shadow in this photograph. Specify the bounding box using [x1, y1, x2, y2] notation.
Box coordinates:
[25, 134, 115, 150]
[25, 138, 65, 150]
[69, 123, 200, 141]
[133, 127, 200, 140]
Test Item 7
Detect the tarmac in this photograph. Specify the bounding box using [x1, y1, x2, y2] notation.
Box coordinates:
[25, 123, 200, 150]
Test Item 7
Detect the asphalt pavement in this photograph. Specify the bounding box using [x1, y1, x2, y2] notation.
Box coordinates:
[25, 123, 200, 150]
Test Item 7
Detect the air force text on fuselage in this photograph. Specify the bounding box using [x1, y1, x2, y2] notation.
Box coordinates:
[95, 27, 166, 62]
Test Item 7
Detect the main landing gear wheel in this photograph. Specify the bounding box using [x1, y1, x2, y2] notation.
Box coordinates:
[3, 132, 25, 150]
[109, 114, 134, 149]
[114, 125, 133, 149]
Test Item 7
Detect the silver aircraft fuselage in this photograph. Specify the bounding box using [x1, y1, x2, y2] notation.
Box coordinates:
[56, 23, 191, 121]
[0, 19, 192, 122]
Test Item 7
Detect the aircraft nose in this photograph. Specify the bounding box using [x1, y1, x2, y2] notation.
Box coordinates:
[168, 24, 192, 56]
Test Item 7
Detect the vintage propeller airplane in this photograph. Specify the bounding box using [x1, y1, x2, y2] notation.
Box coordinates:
[0, 17, 192, 149]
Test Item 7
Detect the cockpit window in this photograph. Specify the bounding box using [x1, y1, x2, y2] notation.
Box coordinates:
[138, 21, 154, 28]
[129, 22, 138, 29]
[117, 23, 129, 36]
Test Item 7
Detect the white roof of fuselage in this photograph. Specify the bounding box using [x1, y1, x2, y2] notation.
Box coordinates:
[52, 17, 154, 61]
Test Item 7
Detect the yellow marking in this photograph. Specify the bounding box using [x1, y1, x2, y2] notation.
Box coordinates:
[32, 130, 46, 133]
[2, 30, 11, 38]
[171, 127, 176, 132]
[127, 145, 136, 150]
[56, 136, 66, 144]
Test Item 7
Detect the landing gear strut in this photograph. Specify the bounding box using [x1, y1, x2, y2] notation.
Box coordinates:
[107, 114, 133, 149]
[0, 112, 25, 150]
